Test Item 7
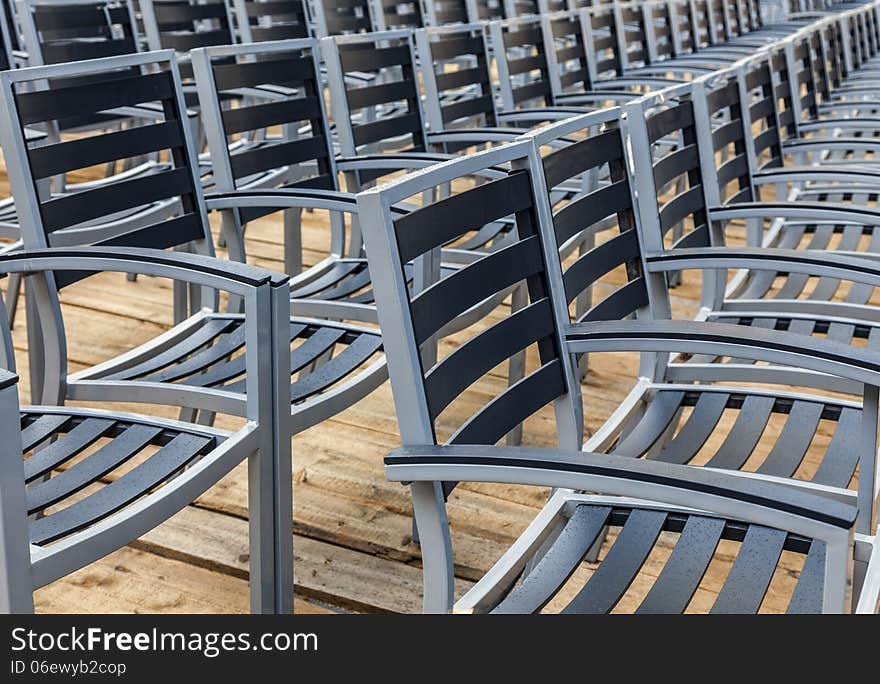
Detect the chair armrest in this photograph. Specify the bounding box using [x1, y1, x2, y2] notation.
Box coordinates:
[751, 167, 880, 186]
[784, 137, 880, 154]
[385, 444, 856, 536]
[206, 188, 360, 216]
[0, 246, 287, 296]
[566, 316, 880, 389]
[335, 154, 508, 180]
[709, 201, 880, 227]
[427, 128, 522, 145]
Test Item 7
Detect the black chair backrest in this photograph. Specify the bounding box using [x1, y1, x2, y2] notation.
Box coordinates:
[618, 2, 650, 69]
[428, 0, 469, 25]
[195, 40, 336, 220]
[643, 96, 712, 251]
[4, 53, 206, 286]
[418, 24, 497, 130]
[144, 0, 233, 80]
[741, 56, 785, 171]
[690, 0, 713, 48]
[587, 4, 624, 81]
[331, 31, 427, 157]
[648, 0, 676, 62]
[538, 115, 649, 323]
[701, 71, 755, 204]
[471, 0, 505, 22]
[376, 147, 572, 445]
[494, 17, 555, 110]
[546, 11, 595, 96]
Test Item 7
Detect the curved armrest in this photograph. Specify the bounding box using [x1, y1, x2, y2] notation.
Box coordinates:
[556, 90, 642, 105]
[0, 369, 18, 390]
[427, 128, 522, 145]
[497, 108, 588, 124]
[709, 201, 880, 226]
[0, 247, 287, 296]
[751, 167, 880, 186]
[385, 445, 856, 536]
[566, 317, 880, 388]
[207, 188, 411, 217]
[799, 118, 880, 133]
[336, 154, 508, 180]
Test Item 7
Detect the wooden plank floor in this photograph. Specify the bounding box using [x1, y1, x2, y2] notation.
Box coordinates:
[0, 155, 853, 614]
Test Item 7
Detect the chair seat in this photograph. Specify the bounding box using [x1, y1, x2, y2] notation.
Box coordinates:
[489, 499, 823, 614]
[73, 313, 385, 419]
[20, 408, 224, 547]
[607, 386, 860, 490]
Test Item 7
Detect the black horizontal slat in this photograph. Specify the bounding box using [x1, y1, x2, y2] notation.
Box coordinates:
[717, 155, 749, 186]
[41, 38, 136, 64]
[230, 136, 328, 179]
[339, 44, 411, 73]
[325, 16, 371, 33]
[507, 54, 545, 76]
[425, 299, 555, 418]
[32, 5, 130, 31]
[441, 95, 493, 124]
[645, 102, 695, 143]
[21, 414, 73, 452]
[346, 79, 417, 110]
[221, 96, 322, 135]
[562, 229, 640, 305]
[555, 45, 585, 63]
[161, 30, 232, 52]
[250, 25, 308, 41]
[429, 35, 484, 61]
[394, 172, 532, 264]
[154, 2, 228, 23]
[411, 235, 544, 344]
[449, 360, 566, 446]
[352, 112, 421, 147]
[659, 185, 705, 233]
[512, 80, 551, 105]
[652, 144, 699, 188]
[560, 69, 588, 88]
[16, 71, 176, 127]
[435, 66, 489, 91]
[579, 278, 649, 323]
[212, 55, 316, 91]
[41, 168, 193, 233]
[542, 129, 624, 188]
[712, 118, 745, 150]
[29, 121, 183, 180]
[554, 181, 632, 249]
[29, 432, 213, 545]
[502, 27, 542, 49]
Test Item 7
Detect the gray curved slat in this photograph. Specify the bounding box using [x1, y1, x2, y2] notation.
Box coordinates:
[491, 506, 612, 614]
[809, 224, 862, 302]
[772, 223, 837, 300]
[811, 407, 862, 488]
[145, 324, 247, 384]
[291, 333, 382, 402]
[636, 516, 726, 614]
[653, 392, 729, 464]
[562, 509, 667, 614]
[30, 432, 213, 545]
[726, 317, 775, 365]
[21, 414, 73, 452]
[826, 322, 856, 345]
[757, 401, 824, 479]
[104, 319, 235, 382]
[847, 228, 880, 304]
[739, 225, 804, 300]
[704, 394, 776, 471]
[787, 318, 817, 337]
[290, 261, 364, 299]
[613, 391, 686, 458]
[710, 525, 787, 614]
[869, 326, 880, 352]
[185, 322, 312, 389]
[23, 418, 116, 482]
[787, 541, 826, 614]
[26, 424, 163, 514]
[302, 264, 374, 302]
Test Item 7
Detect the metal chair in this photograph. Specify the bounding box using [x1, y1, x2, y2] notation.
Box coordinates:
[356, 138, 877, 613]
[0, 247, 291, 614]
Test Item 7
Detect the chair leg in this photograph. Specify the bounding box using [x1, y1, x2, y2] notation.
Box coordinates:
[411, 481, 455, 614]
[284, 208, 304, 278]
[5, 273, 21, 328]
[506, 283, 528, 446]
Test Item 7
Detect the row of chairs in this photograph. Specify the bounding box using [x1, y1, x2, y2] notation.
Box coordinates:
[0, 0, 876, 613]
